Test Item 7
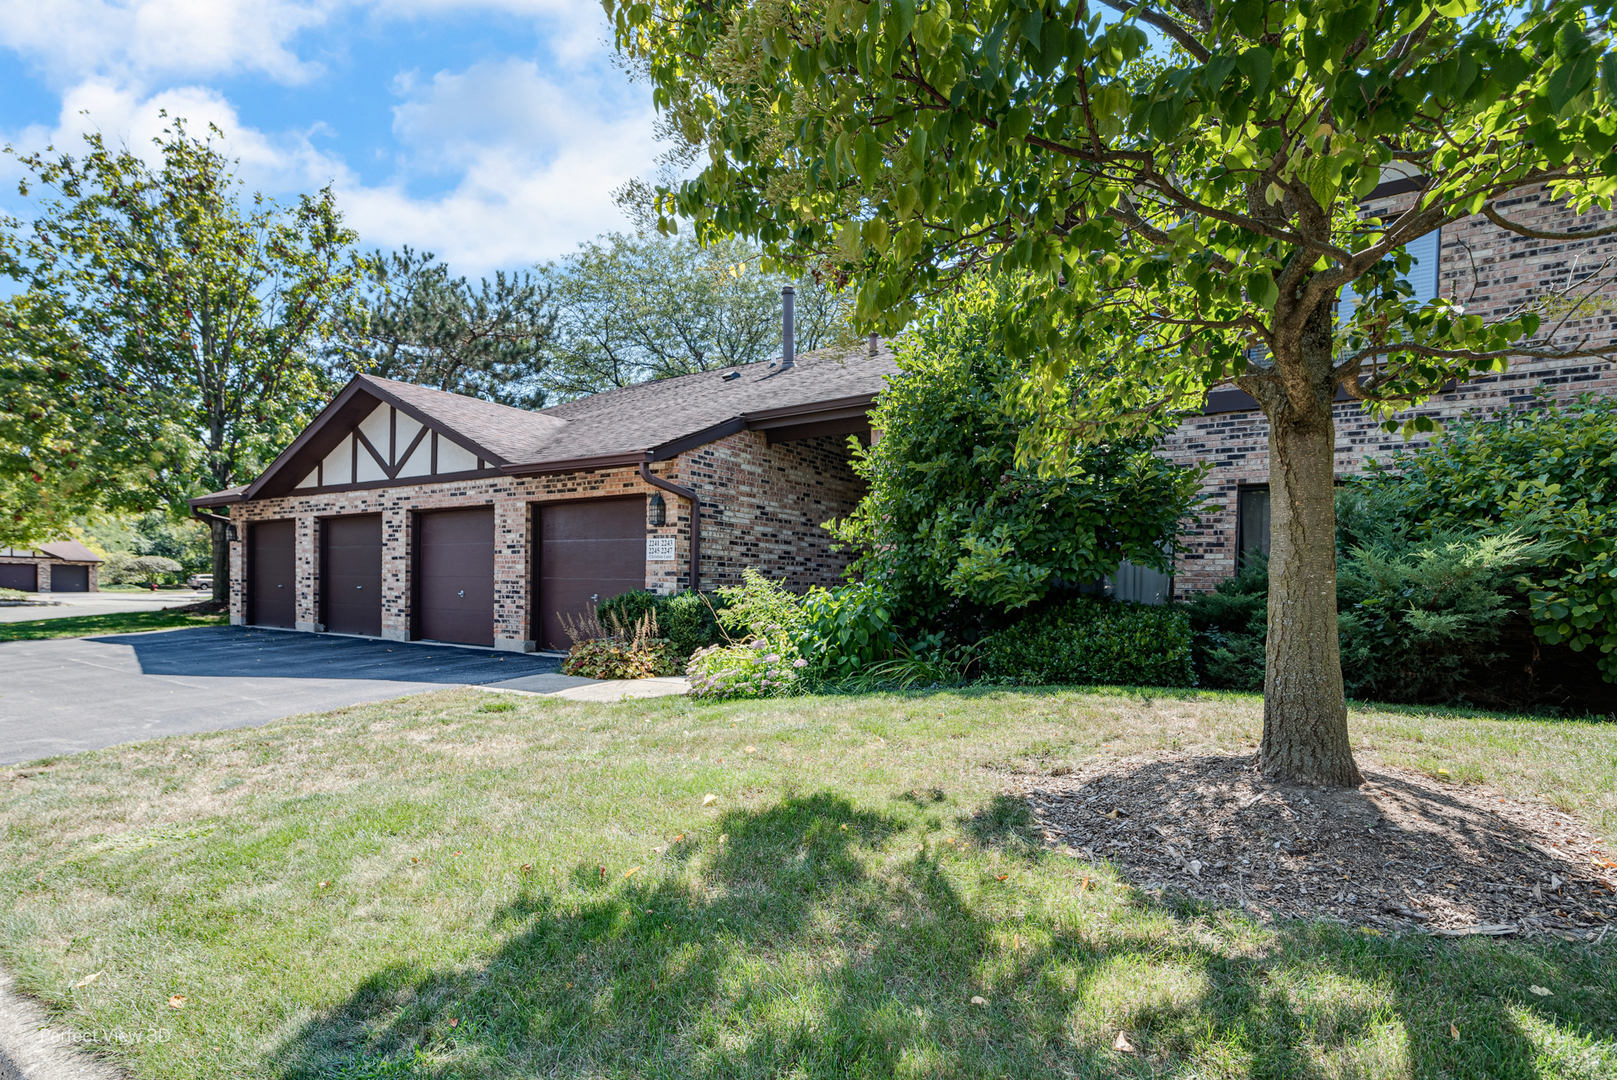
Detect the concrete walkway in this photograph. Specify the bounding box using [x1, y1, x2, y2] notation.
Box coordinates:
[481, 673, 690, 700]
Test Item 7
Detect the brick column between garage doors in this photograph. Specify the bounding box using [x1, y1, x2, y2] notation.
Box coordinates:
[381, 508, 411, 642]
[494, 498, 534, 652]
[295, 515, 320, 632]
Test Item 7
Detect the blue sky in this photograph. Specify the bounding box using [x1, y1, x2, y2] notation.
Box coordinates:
[0, 0, 662, 279]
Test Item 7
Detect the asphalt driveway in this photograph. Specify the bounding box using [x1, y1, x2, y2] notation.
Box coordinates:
[0, 626, 564, 763]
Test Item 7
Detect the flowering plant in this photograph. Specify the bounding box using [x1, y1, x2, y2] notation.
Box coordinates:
[685, 638, 806, 699]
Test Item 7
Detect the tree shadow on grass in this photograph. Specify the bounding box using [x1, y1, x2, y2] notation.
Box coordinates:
[269, 791, 1615, 1079]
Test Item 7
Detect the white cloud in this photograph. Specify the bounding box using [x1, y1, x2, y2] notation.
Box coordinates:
[343, 55, 655, 270]
[0, 1, 660, 277]
[0, 0, 335, 86]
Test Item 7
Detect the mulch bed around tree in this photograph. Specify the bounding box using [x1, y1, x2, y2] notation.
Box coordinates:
[1010, 753, 1617, 941]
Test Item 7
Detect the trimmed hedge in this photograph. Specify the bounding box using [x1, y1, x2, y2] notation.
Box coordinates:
[978, 596, 1195, 687]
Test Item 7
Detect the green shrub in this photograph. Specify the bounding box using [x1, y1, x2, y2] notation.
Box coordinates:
[0, 588, 27, 601]
[797, 581, 901, 680]
[1336, 529, 1554, 703]
[1186, 494, 1559, 703]
[1184, 557, 1267, 691]
[1358, 391, 1617, 681]
[715, 569, 807, 642]
[978, 597, 1195, 687]
[597, 589, 725, 659]
[562, 637, 681, 679]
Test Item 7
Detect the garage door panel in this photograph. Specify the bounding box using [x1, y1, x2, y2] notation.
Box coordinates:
[51, 565, 90, 592]
[322, 514, 382, 636]
[537, 497, 646, 652]
[416, 508, 495, 646]
[0, 564, 36, 592]
[250, 519, 297, 628]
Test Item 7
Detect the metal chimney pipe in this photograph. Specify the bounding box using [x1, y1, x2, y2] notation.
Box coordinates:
[868, 331, 879, 357]
[780, 286, 795, 369]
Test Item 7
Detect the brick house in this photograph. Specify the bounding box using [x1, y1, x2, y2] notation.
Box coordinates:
[0, 541, 102, 593]
[190, 341, 892, 652]
[1161, 179, 1617, 598]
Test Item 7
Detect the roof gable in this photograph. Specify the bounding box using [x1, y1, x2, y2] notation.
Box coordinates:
[245, 376, 537, 499]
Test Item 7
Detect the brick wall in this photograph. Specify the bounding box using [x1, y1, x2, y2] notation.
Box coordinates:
[677, 431, 867, 591]
[225, 433, 864, 648]
[1163, 185, 1617, 597]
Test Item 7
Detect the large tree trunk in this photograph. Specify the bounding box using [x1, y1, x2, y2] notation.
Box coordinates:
[210, 517, 228, 606]
[1249, 301, 1364, 788]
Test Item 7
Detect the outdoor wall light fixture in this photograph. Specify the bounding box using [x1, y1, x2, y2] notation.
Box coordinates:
[648, 493, 667, 526]
[224, 524, 239, 542]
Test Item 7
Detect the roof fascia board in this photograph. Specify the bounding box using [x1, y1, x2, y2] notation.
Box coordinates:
[241, 378, 373, 500]
[189, 490, 245, 508]
[502, 451, 650, 476]
[247, 467, 504, 501]
[646, 418, 747, 462]
[741, 393, 878, 426]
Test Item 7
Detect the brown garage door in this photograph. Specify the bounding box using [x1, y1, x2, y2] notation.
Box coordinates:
[50, 565, 90, 592]
[537, 497, 646, 652]
[250, 519, 297, 628]
[416, 507, 495, 646]
[321, 514, 382, 636]
[0, 564, 36, 592]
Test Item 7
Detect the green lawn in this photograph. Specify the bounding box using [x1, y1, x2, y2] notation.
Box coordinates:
[0, 609, 228, 642]
[0, 688, 1612, 1079]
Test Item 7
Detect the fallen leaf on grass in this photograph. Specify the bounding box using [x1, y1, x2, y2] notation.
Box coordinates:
[73, 971, 103, 988]
[745, 746, 756, 754]
[1529, 985, 1552, 997]
[520, 863, 531, 873]
[623, 866, 640, 879]
[168, 995, 186, 1009]
[319, 881, 329, 888]
[996, 874, 1008, 882]
[1450, 1023, 1460, 1040]
[1113, 1031, 1135, 1053]
[448, 1018, 458, 1028]
[718, 833, 728, 844]
[702, 794, 719, 806]
[969, 995, 987, 1006]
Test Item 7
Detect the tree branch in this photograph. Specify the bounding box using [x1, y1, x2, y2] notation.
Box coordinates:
[1481, 200, 1617, 241]
[1095, 0, 1209, 61]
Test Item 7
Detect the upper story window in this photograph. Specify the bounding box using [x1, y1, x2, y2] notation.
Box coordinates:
[1340, 228, 1442, 323]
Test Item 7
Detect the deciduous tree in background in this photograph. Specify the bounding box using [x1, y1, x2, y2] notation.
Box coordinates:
[3, 119, 358, 602]
[539, 232, 859, 400]
[613, 0, 1617, 785]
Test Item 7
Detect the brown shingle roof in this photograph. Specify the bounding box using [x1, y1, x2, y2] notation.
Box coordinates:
[195, 340, 897, 504]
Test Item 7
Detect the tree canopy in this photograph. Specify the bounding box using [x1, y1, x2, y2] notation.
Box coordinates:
[539, 232, 859, 400]
[611, 0, 1617, 784]
[326, 247, 557, 409]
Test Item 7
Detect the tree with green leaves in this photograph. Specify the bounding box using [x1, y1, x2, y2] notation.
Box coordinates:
[539, 232, 859, 399]
[326, 247, 557, 409]
[3, 119, 358, 601]
[0, 292, 171, 548]
[612, 0, 1617, 785]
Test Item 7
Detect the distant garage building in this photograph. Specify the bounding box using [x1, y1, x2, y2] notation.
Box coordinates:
[191, 341, 894, 651]
[0, 541, 103, 593]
